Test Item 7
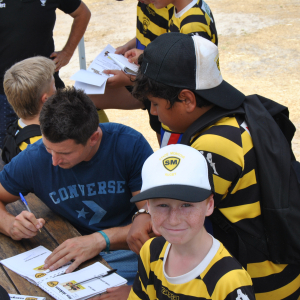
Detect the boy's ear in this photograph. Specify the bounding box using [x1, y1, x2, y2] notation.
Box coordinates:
[205, 194, 214, 217]
[178, 89, 197, 113]
[40, 93, 48, 104]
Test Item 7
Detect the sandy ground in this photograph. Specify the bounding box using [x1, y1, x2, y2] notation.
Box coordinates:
[54, 0, 300, 156]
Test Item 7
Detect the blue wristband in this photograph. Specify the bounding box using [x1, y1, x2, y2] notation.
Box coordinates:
[98, 231, 110, 253]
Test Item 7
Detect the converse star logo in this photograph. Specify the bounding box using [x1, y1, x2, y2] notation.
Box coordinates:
[40, 0, 47, 6]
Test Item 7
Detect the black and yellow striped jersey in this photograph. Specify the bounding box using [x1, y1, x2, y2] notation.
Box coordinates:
[168, 0, 218, 45]
[129, 236, 255, 300]
[136, 3, 172, 50]
[18, 120, 42, 151]
[190, 114, 300, 299]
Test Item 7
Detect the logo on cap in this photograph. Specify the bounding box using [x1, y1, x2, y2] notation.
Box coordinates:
[163, 156, 180, 171]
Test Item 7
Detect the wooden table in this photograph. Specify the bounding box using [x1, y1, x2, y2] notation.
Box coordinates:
[0, 193, 111, 299]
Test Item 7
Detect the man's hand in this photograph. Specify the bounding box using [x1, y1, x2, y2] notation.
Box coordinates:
[88, 285, 132, 300]
[104, 70, 134, 88]
[50, 50, 72, 72]
[44, 233, 105, 273]
[127, 213, 157, 254]
[51, 2, 91, 72]
[9, 211, 45, 240]
[124, 49, 144, 65]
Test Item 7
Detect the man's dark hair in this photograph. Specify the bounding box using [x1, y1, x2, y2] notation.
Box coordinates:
[132, 54, 211, 109]
[39, 87, 99, 145]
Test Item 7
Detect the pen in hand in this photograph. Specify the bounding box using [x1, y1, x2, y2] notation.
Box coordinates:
[71, 269, 118, 287]
[19, 192, 42, 233]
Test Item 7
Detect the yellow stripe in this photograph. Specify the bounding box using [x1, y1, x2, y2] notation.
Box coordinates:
[219, 201, 261, 223]
[192, 134, 244, 168]
[241, 130, 253, 155]
[213, 174, 231, 196]
[183, 7, 205, 17]
[140, 239, 153, 277]
[146, 284, 157, 299]
[136, 30, 152, 48]
[137, 5, 169, 36]
[231, 169, 257, 194]
[255, 274, 300, 300]
[214, 116, 240, 128]
[180, 22, 211, 36]
[247, 261, 287, 278]
[212, 269, 253, 299]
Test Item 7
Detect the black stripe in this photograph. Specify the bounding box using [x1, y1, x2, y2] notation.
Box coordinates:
[252, 264, 300, 294]
[200, 124, 242, 147]
[218, 183, 260, 208]
[137, 19, 161, 42]
[203, 256, 243, 295]
[137, 255, 150, 289]
[224, 286, 256, 300]
[242, 148, 257, 174]
[190, 31, 211, 41]
[138, 2, 169, 28]
[132, 271, 150, 300]
[150, 236, 167, 263]
[169, 22, 180, 33]
[180, 14, 208, 28]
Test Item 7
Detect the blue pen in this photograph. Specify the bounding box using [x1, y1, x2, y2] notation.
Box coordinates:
[19, 192, 42, 233]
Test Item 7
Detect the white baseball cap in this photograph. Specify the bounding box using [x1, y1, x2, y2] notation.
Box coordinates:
[131, 144, 214, 203]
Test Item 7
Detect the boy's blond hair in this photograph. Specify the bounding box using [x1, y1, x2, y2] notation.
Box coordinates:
[4, 56, 55, 119]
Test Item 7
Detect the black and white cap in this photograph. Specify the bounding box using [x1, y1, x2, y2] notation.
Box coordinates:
[140, 32, 245, 109]
[131, 144, 214, 203]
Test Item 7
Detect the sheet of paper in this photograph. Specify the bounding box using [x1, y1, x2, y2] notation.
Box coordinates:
[39, 262, 127, 300]
[72, 44, 121, 95]
[9, 294, 46, 300]
[74, 81, 106, 95]
[88, 44, 121, 74]
[71, 70, 107, 87]
[1, 246, 71, 285]
[108, 53, 139, 74]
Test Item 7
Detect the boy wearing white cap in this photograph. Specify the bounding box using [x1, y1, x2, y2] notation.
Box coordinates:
[130, 32, 300, 299]
[129, 144, 255, 300]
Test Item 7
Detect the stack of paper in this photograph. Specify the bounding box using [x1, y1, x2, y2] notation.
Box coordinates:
[1, 246, 71, 285]
[1, 246, 127, 300]
[71, 44, 121, 95]
[39, 262, 127, 300]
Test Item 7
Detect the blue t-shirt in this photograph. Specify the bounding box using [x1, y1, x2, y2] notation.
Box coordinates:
[0, 123, 153, 234]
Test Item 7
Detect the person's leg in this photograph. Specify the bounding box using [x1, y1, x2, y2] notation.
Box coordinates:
[89, 87, 144, 110]
[100, 250, 138, 285]
[0, 94, 17, 149]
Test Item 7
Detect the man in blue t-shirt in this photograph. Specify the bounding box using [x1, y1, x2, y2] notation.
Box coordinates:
[0, 87, 153, 285]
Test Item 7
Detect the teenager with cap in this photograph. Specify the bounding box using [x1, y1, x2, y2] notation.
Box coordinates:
[128, 32, 300, 299]
[128, 144, 255, 300]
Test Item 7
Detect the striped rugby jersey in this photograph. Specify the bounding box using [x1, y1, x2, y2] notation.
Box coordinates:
[18, 119, 42, 151]
[168, 0, 218, 45]
[190, 114, 300, 299]
[129, 236, 255, 300]
[136, 3, 172, 50]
